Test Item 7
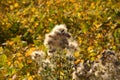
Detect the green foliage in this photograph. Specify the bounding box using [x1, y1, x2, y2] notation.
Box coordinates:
[0, 54, 7, 68]
[0, 0, 120, 79]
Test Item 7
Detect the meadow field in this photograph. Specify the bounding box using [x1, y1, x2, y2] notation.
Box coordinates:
[0, 0, 120, 80]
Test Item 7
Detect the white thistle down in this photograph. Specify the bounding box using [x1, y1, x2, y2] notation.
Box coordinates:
[72, 50, 120, 80]
[67, 40, 79, 54]
[52, 24, 67, 33]
[31, 50, 55, 74]
[44, 24, 72, 54]
[31, 50, 45, 62]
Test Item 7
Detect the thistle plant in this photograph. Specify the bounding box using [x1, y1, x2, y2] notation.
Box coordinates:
[31, 24, 78, 80]
[31, 24, 120, 80]
[72, 50, 120, 80]
[44, 24, 72, 55]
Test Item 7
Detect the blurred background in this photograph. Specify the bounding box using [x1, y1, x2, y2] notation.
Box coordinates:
[0, 0, 120, 79]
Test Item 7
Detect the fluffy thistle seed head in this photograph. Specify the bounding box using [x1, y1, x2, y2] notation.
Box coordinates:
[101, 50, 117, 65]
[44, 34, 53, 47]
[31, 50, 45, 61]
[52, 24, 67, 34]
[68, 41, 78, 51]
[44, 24, 72, 55]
